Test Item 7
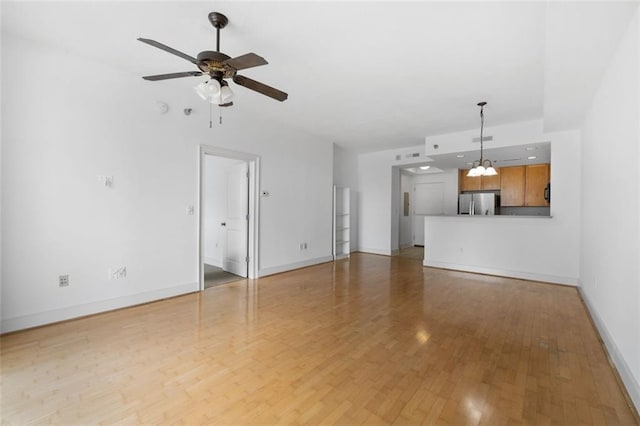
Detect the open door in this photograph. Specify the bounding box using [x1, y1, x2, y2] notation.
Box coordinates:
[222, 162, 249, 277]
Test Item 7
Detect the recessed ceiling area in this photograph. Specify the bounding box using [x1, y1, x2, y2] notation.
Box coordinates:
[1, 1, 637, 153]
[401, 142, 551, 174]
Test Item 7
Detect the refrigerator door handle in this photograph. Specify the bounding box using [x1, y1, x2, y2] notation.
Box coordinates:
[544, 183, 551, 202]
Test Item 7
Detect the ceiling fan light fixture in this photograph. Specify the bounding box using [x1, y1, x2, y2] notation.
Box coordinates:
[194, 83, 208, 101]
[220, 81, 234, 103]
[194, 79, 222, 102]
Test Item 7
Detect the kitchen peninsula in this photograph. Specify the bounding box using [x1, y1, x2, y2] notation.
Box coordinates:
[423, 214, 576, 285]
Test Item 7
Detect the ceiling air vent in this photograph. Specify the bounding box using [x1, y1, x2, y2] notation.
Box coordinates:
[472, 136, 493, 143]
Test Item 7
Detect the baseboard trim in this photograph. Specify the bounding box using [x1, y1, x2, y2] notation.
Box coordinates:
[1, 282, 198, 334]
[357, 247, 393, 256]
[578, 286, 640, 415]
[204, 257, 221, 267]
[423, 260, 578, 286]
[258, 255, 334, 277]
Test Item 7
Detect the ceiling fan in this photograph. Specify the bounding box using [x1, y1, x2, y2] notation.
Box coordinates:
[138, 11, 288, 107]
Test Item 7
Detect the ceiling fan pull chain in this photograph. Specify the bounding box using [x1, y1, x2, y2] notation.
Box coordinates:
[209, 102, 213, 128]
[219, 105, 223, 125]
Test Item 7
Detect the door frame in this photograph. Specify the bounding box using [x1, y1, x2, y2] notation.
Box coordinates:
[198, 145, 260, 289]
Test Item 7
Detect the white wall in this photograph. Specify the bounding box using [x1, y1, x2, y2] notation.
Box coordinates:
[333, 144, 359, 251]
[390, 167, 400, 251]
[425, 119, 544, 156]
[424, 215, 579, 285]
[357, 145, 428, 255]
[579, 7, 640, 410]
[409, 169, 458, 247]
[1, 34, 333, 332]
[203, 156, 241, 267]
[399, 172, 413, 248]
[412, 169, 458, 215]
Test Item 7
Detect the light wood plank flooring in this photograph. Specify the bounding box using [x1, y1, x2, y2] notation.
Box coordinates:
[1, 253, 637, 424]
[394, 246, 424, 260]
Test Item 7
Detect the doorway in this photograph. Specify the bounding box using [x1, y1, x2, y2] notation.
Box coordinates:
[198, 146, 260, 290]
[393, 166, 447, 262]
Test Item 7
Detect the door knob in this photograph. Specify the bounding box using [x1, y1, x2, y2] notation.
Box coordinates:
[221, 222, 226, 226]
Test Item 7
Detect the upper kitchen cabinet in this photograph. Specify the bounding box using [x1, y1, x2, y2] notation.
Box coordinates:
[500, 164, 550, 207]
[459, 168, 500, 192]
[525, 164, 550, 206]
[500, 166, 525, 206]
[459, 169, 481, 191]
[481, 172, 500, 190]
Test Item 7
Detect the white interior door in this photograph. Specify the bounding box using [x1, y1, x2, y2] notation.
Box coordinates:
[223, 162, 248, 277]
[412, 182, 444, 246]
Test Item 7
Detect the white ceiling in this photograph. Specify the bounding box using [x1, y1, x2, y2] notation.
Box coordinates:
[2, 1, 637, 153]
[402, 141, 550, 174]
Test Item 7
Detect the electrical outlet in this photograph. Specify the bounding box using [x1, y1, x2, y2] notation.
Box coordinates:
[109, 267, 127, 280]
[186, 205, 194, 215]
[59, 274, 69, 287]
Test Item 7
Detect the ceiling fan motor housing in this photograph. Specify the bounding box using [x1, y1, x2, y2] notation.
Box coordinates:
[196, 51, 236, 78]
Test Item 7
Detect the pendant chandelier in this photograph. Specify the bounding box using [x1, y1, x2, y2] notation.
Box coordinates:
[467, 102, 497, 177]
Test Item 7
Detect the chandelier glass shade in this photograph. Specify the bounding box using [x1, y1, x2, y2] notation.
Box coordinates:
[194, 79, 234, 105]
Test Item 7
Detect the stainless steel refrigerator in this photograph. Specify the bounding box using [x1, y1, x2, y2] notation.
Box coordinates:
[459, 193, 498, 215]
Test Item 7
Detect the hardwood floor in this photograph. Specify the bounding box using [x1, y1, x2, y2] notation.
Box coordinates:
[1, 253, 637, 424]
[394, 246, 424, 260]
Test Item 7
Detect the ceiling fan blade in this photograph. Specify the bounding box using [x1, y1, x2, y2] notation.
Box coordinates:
[138, 38, 198, 64]
[142, 71, 203, 81]
[223, 53, 268, 71]
[233, 75, 288, 102]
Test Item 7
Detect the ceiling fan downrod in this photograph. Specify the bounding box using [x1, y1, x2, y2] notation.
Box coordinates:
[208, 12, 228, 53]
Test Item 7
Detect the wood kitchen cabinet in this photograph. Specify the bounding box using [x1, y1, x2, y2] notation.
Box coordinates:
[481, 172, 501, 190]
[500, 164, 550, 207]
[459, 168, 501, 192]
[459, 169, 481, 191]
[525, 164, 550, 206]
[500, 166, 525, 206]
